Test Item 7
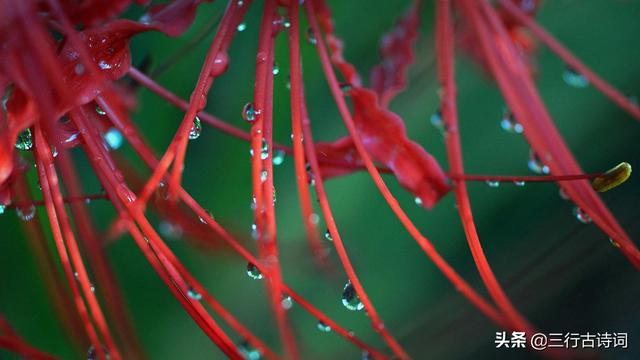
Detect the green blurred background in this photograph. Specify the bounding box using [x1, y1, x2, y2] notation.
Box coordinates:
[1, 0, 639, 359]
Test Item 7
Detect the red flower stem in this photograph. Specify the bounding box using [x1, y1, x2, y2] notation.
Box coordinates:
[34, 127, 123, 360]
[127, 68, 612, 188]
[436, 0, 533, 332]
[57, 153, 146, 360]
[286, 2, 327, 266]
[497, 0, 640, 121]
[0, 336, 56, 360]
[180, 190, 387, 359]
[32, 129, 108, 360]
[448, 173, 601, 183]
[251, 1, 299, 358]
[133, 0, 246, 210]
[10, 174, 88, 352]
[126, 68, 290, 151]
[169, 0, 248, 199]
[305, 0, 506, 331]
[466, 0, 640, 268]
[100, 99, 384, 357]
[72, 108, 244, 359]
[289, 1, 406, 359]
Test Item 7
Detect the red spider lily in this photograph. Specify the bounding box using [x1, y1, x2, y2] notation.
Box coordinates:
[0, 0, 637, 359]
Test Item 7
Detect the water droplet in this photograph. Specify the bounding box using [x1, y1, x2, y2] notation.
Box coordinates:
[430, 110, 444, 131]
[98, 60, 112, 70]
[90, 284, 96, 293]
[210, 52, 229, 77]
[305, 27, 317, 45]
[95, 105, 106, 116]
[324, 229, 333, 242]
[16, 204, 36, 221]
[86, 345, 110, 360]
[281, 295, 293, 310]
[341, 281, 364, 311]
[308, 213, 320, 225]
[246, 262, 263, 280]
[189, 117, 202, 140]
[414, 197, 423, 207]
[317, 321, 332, 332]
[260, 139, 269, 160]
[242, 103, 256, 123]
[237, 340, 261, 360]
[272, 63, 280, 75]
[187, 287, 203, 301]
[500, 110, 523, 134]
[74, 63, 85, 75]
[562, 67, 589, 88]
[15, 129, 33, 151]
[573, 206, 592, 224]
[609, 238, 620, 248]
[159, 221, 183, 239]
[486, 180, 500, 188]
[513, 181, 526, 187]
[0, 204, 5, 215]
[104, 128, 123, 150]
[237, 22, 247, 32]
[559, 188, 570, 200]
[340, 83, 353, 94]
[272, 150, 285, 165]
[260, 170, 268, 183]
[528, 151, 550, 174]
[199, 209, 214, 224]
[251, 223, 259, 240]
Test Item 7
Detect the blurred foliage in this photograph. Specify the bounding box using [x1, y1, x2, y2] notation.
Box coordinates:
[1, 0, 639, 359]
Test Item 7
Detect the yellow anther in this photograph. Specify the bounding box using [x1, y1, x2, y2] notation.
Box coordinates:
[591, 162, 632, 192]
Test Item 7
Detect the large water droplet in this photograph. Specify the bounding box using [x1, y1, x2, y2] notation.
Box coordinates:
[242, 103, 256, 123]
[272, 150, 285, 165]
[237, 340, 261, 360]
[281, 295, 293, 310]
[305, 27, 317, 45]
[562, 67, 589, 88]
[104, 128, 123, 150]
[272, 62, 280, 75]
[237, 22, 247, 32]
[16, 204, 36, 221]
[187, 287, 203, 301]
[486, 180, 500, 188]
[414, 197, 423, 207]
[341, 281, 364, 311]
[500, 110, 523, 134]
[0, 204, 6, 215]
[210, 52, 229, 77]
[528, 151, 550, 174]
[246, 262, 263, 280]
[317, 320, 332, 332]
[189, 117, 202, 140]
[573, 206, 592, 224]
[15, 129, 33, 151]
